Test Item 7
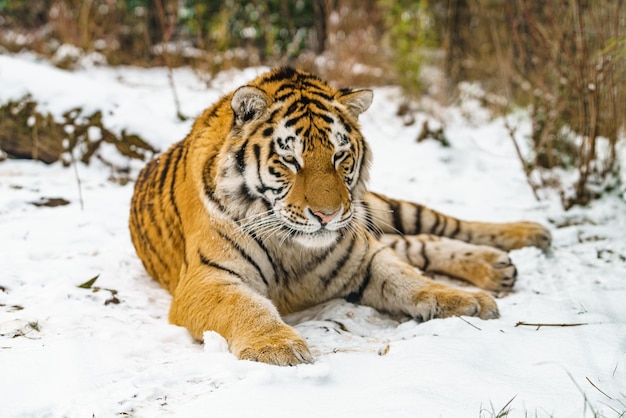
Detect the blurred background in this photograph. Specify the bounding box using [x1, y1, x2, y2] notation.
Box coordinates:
[0, 0, 625, 208]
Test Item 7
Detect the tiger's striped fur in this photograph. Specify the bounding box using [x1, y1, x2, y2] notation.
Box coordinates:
[129, 67, 551, 366]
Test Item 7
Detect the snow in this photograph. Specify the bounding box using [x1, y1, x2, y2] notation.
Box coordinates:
[1, 53, 625, 418]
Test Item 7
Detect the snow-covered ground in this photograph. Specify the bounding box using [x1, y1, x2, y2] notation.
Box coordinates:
[1, 53, 625, 418]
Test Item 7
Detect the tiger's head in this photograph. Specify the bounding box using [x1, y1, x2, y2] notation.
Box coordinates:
[215, 67, 373, 248]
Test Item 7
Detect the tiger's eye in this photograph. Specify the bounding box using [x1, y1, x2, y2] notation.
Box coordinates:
[333, 151, 348, 166]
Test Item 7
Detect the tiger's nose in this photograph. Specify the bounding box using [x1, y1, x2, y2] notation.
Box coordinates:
[311, 209, 340, 226]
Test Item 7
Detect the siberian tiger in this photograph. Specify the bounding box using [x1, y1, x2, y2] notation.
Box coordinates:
[129, 67, 551, 366]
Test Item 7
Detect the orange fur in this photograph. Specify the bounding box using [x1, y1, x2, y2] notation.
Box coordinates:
[129, 67, 550, 365]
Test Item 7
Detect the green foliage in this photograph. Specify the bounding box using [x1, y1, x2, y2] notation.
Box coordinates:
[179, 0, 316, 59]
[0, 0, 50, 28]
[78, 274, 100, 289]
[0, 0, 325, 69]
[380, 0, 436, 95]
[77, 274, 120, 305]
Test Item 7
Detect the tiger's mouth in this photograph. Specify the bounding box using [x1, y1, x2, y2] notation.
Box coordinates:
[287, 214, 355, 248]
[291, 228, 341, 248]
[270, 204, 353, 248]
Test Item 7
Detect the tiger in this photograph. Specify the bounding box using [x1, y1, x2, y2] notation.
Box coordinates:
[129, 67, 551, 366]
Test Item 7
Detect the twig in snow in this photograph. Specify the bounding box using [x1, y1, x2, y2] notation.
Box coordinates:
[504, 118, 540, 201]
[586, 377, 612, 400]
[514, 321, 588, 330]
[69, 145, 85, 210]
[456, 315, 482, 330]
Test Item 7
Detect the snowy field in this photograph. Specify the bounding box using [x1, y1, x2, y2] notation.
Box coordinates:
[1, 53, 625, 418]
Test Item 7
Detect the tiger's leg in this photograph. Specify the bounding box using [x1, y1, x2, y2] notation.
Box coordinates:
[363, 192, 551, 251]
[379, 234, 516, 291]
[346, 237, 499, 321]
[169, 256, 312, 366]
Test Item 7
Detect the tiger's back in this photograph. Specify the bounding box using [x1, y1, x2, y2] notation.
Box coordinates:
[129, 142, 184, 293]
[129, 92, 234, 293]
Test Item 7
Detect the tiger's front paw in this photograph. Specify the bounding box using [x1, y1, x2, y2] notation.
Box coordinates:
[232, 324, 312, 366]
[413, 283, 499, 321]
[463, 246, 517, 291]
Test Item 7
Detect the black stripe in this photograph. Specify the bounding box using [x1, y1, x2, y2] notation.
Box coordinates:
[450, 218, 460, 238]
[268, 164, 282, 178]
[275, 83, 296, 96]
[235, 141, 248, 174]
[392, 202, 404, 235]
[296, 96, 330, 113]
[168, 144, 186, 251]
[217, 230, 269, 286]
[429, 212, 440, 234]
[202, 158, 228, 214]
[253, 144, 282, 195]
[321, 235, 357, 288]
[415, 205, 423, 234]
[237, 221, 286, 283]
[157, 149, 174, 194]
[137, 216, 171, 277]
[318, 112, 334, 124]
[372, 193, 404, 235]
[276, 91, 295, 102]
[267, 140, 279, 159]
[284, 101, 300, 118]
[336, 113, 353, 133]
[266, 108, 281, 125]
[198, 250, 244, 280]
[345, 247, 385, 303]
[285, 113, 305, 128]
[302, 83, 334, 101]
[301, 233, 345, 273]
[203, 183, 227, 213]
[253, 144, 262, 174]
[135, 158, 155, 189]
[354, 139, 367, 182]
[204, 95, 227, 122]
[420, 242, 430, 271]
[146, 189, 172, 273]
[181, 145, 189, 181]
[262, 66, 297, 83]
[239, 184, 257, 202]
[438, 216, 448, 236]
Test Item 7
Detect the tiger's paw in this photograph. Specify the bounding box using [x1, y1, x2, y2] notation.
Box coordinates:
[413, 284, 499, 321]
[462, 246, 517, 291]
[232, 324, 313, 366]
[498, 221, 552, 251]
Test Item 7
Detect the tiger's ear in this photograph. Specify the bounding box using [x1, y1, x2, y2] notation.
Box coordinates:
[231, 86, 271, 125]
[337, 89, 373, 117]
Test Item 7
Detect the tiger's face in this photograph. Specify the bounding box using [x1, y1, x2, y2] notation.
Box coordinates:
[268, 115, 360, 247]
[221, 69, 373, 248]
